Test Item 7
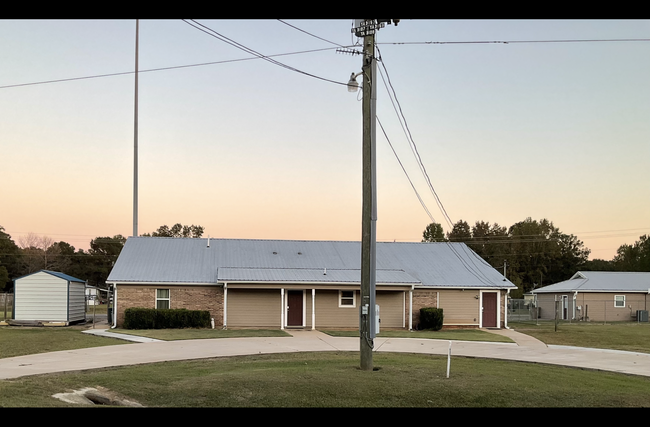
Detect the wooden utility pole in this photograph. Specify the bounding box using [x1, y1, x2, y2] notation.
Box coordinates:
[359, 23, 377, 371]
[353, 19, 398, 371]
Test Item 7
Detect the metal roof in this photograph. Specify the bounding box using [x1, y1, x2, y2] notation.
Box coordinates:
[14, 270, 85, 283]
[107, 237, 516, 289]
[532, 271, 650, 293]
[217, 267, 420, 284]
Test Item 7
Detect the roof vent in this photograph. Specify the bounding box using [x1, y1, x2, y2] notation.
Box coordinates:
[207, 236, 210, 248]
[273, 251, 278, 255]
[323, 268, 327, 275]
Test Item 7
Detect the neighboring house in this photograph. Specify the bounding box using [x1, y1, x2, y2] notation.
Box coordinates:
[13, 270, 86, 325]
[106, 237, 517, 330]
[532, 271, 650, 322]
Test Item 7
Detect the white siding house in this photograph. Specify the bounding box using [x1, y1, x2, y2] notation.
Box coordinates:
[13, 270, 86, 324]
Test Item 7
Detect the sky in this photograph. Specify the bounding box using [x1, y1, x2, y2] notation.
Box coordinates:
[1, 19, 649, 261]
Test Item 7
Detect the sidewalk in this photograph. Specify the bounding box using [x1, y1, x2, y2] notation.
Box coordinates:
[1, 327, 650, 380]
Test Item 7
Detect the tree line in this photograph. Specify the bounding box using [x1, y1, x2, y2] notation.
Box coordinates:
[0, 224, 204, 293]
[422, 218, 649, 298]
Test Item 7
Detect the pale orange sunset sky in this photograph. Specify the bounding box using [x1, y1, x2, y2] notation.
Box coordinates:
[2, 20, 649, 261]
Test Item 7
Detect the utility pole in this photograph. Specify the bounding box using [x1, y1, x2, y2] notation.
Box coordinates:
[352, 19, 398, 372]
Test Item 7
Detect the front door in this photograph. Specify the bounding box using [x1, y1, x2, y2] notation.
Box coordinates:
[287, 291, 303, 327]
[482, 292, 497, 328]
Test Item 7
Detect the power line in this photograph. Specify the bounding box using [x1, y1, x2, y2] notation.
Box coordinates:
[379, 38, 650, 46]
[375, 45, 454, 229]
[377, 116, 436, 224]
[0, 45, 344, 90]
[277, 20, 348, 48]
[182, 19, 349, 88]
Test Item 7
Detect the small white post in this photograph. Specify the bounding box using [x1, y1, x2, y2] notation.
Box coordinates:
[446, 341, 452, 378]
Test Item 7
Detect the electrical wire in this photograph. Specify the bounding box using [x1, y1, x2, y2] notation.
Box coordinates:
[376, 45, 454, 229]
[183, 19, 349, 88]
[377, 116, 436, 224]
[0, 46, 344, 90]
[277, 20, 348, 48]
[379, 38, 650, 46]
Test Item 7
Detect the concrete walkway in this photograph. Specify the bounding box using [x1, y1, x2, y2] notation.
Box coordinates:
[1, 326, 650, 380]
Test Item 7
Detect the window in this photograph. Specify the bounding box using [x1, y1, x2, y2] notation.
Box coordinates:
[156, 289, 170, 309]
[339, 290, 356, 308]
[614, 295, 625, 308]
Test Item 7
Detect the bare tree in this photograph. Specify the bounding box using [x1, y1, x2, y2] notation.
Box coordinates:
[17, 233, 56, 273]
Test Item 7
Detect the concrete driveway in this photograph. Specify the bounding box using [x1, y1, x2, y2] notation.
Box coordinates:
[1, 326, 650, 380]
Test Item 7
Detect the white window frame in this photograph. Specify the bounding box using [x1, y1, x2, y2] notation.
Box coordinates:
[614, 295, 625, 308]
[156, 289, 170, 309]
[339, 290, 356, 308]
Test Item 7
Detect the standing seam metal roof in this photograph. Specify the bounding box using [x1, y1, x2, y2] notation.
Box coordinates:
[107, 237, 516, 289]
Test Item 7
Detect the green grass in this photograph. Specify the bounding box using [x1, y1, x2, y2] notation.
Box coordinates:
[2, 352, 650, 407]
[112, 328, 291, 341]
[0, 327, 129, 359]
[323, 329, 514, 343]
[510, 321, 650, 353]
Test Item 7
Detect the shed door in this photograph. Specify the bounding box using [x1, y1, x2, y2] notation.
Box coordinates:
[287, 291, 303, 327]
[482, 292, 498, 328]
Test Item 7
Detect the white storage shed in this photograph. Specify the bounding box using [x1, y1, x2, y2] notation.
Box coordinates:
[13, 270, 86, 324]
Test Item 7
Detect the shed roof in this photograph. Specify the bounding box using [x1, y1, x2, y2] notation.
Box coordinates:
[107, 237, 515, 289]
[14, 270, 85, 283]
[532, 271, 650, 293]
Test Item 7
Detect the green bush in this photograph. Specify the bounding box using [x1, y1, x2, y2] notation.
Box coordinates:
[123, 308, 211, 329]
[419, 307, 444, 331]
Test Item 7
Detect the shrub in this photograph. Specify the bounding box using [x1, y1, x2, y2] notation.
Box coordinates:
[419, 307, 444, 331]
[123, 308, 211, 329]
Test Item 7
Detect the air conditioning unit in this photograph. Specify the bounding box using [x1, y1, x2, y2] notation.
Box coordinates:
[636, 310, 649, 322]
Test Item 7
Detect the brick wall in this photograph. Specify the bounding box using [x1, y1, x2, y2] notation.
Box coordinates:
[115, 285, 224, 328]
[411, 289, 438, 328]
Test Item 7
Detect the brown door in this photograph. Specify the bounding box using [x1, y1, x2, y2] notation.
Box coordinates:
[482, 292, 497, 328]
[287, 291, 303, 327]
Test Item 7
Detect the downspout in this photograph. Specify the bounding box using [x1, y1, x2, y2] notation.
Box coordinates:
[111, 284, 117, 329]
[505, 288, 510, 329]
[311, 288, 315, 330]
[408, 285, 413, 331]
[280, 288, 285, 330]
[223, 283, 228, 330]
[67, 280, 70, 324]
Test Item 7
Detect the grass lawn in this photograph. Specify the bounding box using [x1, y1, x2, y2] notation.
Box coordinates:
[2, 352, 650, 407]
[323, 329, 514, 343]
[0, 327, 129, 359]
[111, 328, 291, 341]
[510, 321, 650, 353]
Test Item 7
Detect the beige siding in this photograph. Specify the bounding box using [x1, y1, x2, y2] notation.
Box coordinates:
[227, 289, 281, 327]
[577, 293, 648, 322]
[438, 289, 480, 326]
[376, 291, 404, 328]
[314, 290, 359, 328]
[536, 294, 557, 320]
[536, 292, 650, 322]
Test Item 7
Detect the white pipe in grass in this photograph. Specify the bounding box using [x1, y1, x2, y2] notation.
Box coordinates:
[447, 341, 451, 378]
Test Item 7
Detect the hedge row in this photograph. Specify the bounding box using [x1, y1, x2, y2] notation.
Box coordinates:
[123, 308, 211, 329]
[419, 307, 444, 331]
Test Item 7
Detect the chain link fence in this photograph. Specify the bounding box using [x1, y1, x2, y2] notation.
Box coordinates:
[1, 292, 13, 321]
[507, 298, 539, 324]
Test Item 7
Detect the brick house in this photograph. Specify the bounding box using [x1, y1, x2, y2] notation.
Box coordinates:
[106, 237, 516, 330]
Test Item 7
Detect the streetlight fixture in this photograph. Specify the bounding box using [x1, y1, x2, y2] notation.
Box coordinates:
[347, 72, 362, 92]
